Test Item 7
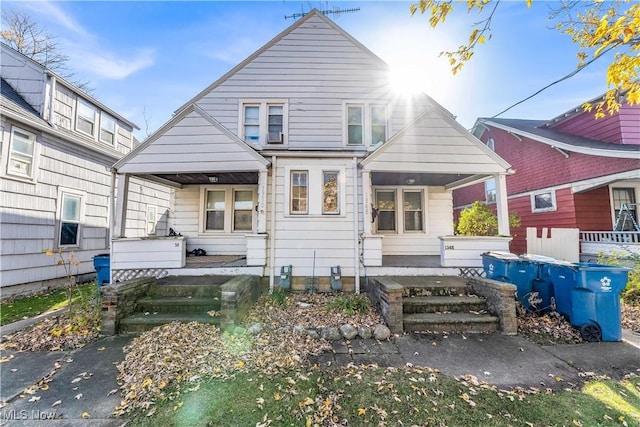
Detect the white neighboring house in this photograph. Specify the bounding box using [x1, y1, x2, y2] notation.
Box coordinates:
[0, 43, 170, 297]
[111, 10, 512, 292]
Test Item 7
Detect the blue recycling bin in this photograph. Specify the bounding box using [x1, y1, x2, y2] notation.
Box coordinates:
[520, 254, 556, 313]
[93, 254, 110, 286]
[568, 262, 629, 342]
[482, 252, 538, 310]
[547, 261, 577, 319]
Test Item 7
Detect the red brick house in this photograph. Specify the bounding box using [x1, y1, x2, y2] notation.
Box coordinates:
[454, 95, 639, 255]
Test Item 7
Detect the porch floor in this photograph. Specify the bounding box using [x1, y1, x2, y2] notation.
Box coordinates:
[381, 255, 442, 268]
[185, 255, 247, 268]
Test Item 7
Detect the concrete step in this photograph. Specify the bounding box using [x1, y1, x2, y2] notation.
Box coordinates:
[146, 283, 223, 298]
[118, 313, 219, 333]
[403, 295, 487, 314]
[136, 296, 221, 314]
[393, 276, 471, 297]
[403, 312, 499, 333]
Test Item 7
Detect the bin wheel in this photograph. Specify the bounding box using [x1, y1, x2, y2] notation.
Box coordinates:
[580, 324, 602, 342]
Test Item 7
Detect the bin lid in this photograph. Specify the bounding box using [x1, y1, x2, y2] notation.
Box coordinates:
[483, 251, 519, 259]
[519, 254, 556, 263]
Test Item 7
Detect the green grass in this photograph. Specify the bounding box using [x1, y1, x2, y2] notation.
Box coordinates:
[128, 369, 640, 427]
[0, 283, 98, 325]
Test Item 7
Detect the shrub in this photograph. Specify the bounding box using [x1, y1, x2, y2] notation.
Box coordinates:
[456, 201, 520, 236]
[269, 287, 289, 306]
[326, 294, 370, 315]
[597, 251, 640, 306]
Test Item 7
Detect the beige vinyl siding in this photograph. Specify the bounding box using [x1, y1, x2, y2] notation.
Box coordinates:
[380, 187, 453, 255]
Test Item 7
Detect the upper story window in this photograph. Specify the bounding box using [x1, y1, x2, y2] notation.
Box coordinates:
[345, 103, 387, 147]
[100, 113, 117, 145]
[240, 101, 288, 145]
[8, 126, 36, 179]
[531, 190, 557, 213]
[76, 99, 97, 137]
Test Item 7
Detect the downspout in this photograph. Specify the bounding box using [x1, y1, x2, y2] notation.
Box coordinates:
[269, 156, 277, 293]
[352, 157, 360, 294]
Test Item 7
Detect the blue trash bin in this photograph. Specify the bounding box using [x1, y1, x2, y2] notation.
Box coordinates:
[93, 254, 110, 286]
[520, 254, 556, 313]
[547, 261, 576, 319]
[482, 252, 538, 310]
[568, 263, 629, 342]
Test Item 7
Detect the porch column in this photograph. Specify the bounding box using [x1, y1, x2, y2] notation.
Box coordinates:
[495, 173, 510, 236]
[113, 173, 130, 239]
[361, 170, 373, 235]
[257, 169, 268, 233]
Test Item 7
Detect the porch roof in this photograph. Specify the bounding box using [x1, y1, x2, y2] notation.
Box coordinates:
[362, 105, 511, 184]
[113, 104, 270, 183]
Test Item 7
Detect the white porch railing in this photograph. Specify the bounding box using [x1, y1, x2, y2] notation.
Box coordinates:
[580, 231, 640, 259]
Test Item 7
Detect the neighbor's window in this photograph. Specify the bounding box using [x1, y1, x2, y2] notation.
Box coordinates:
[376, 190, 396, 232]
[59, 193, 82, 246]
[76, 99, 97, 136]
[100, 113, 116, 145]
[205, 190, 226, 230]
[484, 138, 496, 202]
[322, 171, 339, 214]
[612, 188, 637, 231]
[531, 190, 556, 213]
[290, 171, 308, 214]
[233, 190, 253, 231]
[146, 205, 157, 235]
[403, 190, 423, 232]
[8, 127, 36, 178]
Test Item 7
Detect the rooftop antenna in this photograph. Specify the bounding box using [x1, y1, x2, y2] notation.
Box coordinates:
[285, 3, 360, 20]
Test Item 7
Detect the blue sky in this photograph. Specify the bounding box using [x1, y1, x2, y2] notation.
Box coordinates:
[5, 1, 614, 140]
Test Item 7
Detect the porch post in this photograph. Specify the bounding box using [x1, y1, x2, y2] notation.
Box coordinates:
[495, 173, 510, 236]
[113, 173, 130, 239]
[257, 169, 267, 233]
[361, 170, 372, 235]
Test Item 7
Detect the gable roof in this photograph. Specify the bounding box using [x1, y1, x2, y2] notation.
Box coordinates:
[114, 104, 269, 175]
[0, 78, 46, 123]
[363, 103, 511, 174]
[476, 117, 640, 159]
[173, 9, 388, 115]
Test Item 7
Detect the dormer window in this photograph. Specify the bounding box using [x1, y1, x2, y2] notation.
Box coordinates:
[100, 112, 117, 145]
[345, 102, 387, 147]
[76, 99, 97, 137]
[240, 100, 288, 145]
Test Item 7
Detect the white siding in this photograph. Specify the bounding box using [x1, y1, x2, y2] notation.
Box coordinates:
[0, 46, 46, 115]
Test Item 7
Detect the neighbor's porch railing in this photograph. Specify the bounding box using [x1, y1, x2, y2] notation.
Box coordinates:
[580, 231, 640, 259]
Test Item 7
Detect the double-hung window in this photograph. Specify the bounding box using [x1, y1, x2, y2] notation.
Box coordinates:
[322, 171, 339, 214]
[241, 101, 287, 144]
[76, 99, 97, 136]
[345, 103, 387, 147]
[59, 191, 83, 247]
[100, 113, 117, 145]
[375, 189, 424, 233]
[290, 171, 308, 214]
[203, 188, 255, 232]
[7, 127, 36, 178]
[146, 205, 158, 235]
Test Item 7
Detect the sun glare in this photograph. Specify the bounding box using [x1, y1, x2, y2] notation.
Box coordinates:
[388, 66, 427, 97]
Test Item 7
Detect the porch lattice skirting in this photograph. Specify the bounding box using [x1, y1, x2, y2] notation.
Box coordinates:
[112, 269, 170, 282]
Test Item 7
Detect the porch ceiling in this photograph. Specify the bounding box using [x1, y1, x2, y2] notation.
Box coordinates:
[151, 171, 259, 186]
[371, 172, 474, 186]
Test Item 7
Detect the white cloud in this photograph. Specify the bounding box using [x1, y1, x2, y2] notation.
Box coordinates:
[20, 1, 93, 39]
[69, 48, 156, 80]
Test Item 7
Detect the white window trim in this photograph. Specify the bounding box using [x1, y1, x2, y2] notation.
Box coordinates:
[75, 98, 97, 138]
[146, 205, 158, 235]
[56, 187, 86, 248]
[609, 184, 639, 228]
[374, 186, 428, 234]
[238, 99, 289, 146]
[5, 125, 38, 181]
[343, 101, 388, 148]
[199, 186, 257, 234]
[530, 190, 557, 213]
[99, 112, 117, 145]
[284, 165, 347, 217]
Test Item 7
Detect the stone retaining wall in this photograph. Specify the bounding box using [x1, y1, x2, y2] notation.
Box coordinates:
[364, 277, 403, 334]
[468, 277, 517, 335]
[220, 275, 263, 330]
[101, 277, 155, 335]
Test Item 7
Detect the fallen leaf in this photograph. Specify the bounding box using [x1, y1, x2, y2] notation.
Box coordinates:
[75, 393, 83, 400]
[82, 412, 90, 419]
[97, 347, 106, 351]
[52, 400, 62, 407]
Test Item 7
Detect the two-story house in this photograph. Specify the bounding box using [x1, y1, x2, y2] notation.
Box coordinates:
[110, 10, 513, 292]
[0, 43, 170, 297]
[454, 94, 639, 257]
